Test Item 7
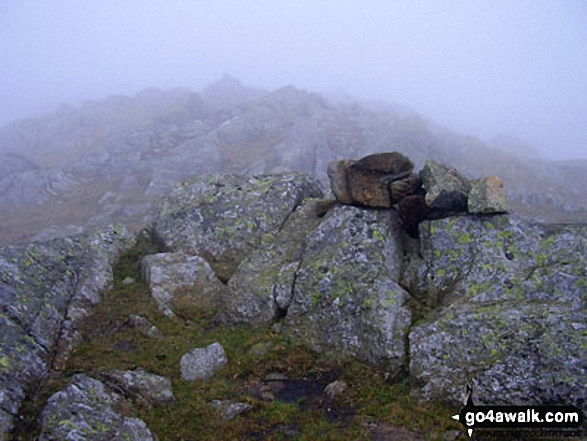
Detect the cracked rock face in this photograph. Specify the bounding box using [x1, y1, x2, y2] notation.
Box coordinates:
[153, 173, 324, 281]
[223, 198, 325, 324]
[0, 225, 134, 438]
[225, 200, 412, 373]
[284, 205, 411, 370]
[408, 215, 586, 411]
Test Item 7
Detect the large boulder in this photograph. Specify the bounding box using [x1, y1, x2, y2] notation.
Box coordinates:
[407, 215, 586, 410]
[283, 205, 412, 371]
[38, 374, 157, 441]
[223, 198, 326, 324]
[153, 173, 324, 281]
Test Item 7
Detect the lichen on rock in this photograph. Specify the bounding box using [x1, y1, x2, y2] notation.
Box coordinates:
[153, 173, 324, 281]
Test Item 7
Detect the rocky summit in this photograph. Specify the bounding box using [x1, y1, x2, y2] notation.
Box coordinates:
[328, 153, 508, 235]
[0, 158, 585, 439]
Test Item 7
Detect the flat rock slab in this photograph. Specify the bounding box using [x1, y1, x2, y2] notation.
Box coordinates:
[181, 342, 228, 381]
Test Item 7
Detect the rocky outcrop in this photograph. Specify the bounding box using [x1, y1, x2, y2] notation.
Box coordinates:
[283, 205, 411, 371]
[157, 171, 582, 413]
[38, 374, 158, 441]
[406, 215, 586, 410]
[1, 170, 584, 438]
[225, 199, 411, 372]
[0, 225, 134, 438]
[153, 173, 324, 281]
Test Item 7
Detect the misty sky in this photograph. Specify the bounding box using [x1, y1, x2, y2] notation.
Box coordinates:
[1, 1, 586, 160]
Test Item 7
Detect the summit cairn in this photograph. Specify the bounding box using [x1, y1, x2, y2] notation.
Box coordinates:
[327, 152, 508, 234]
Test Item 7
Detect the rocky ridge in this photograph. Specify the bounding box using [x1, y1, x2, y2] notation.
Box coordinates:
[1, 79, 586, 247]
[0, 153, 585, 439]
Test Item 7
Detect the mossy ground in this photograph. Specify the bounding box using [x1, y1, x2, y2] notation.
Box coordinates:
[14, 236, 463, 440]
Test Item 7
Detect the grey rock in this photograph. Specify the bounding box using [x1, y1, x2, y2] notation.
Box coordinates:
[420, 159, 471, 211]
[142, 251, 226, 317]
[180, 342, 228, 381]
[0, 224, 134, 438]
[127, 314, 163, 338]
[208, 399, 252, 421]
[224, 199, 325, 324]
[153, 173, 324, 281]
[102, 368, 175, 407]
[327, 159, 355, 204]
[122, 276, 135, 285]
[284, 205, 412, 372]
[38, 374, 157, 441]
[468, 176, 508, 213]
[408, 215, 586, 411]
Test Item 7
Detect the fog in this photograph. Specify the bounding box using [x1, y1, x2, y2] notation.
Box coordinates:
[1, 0, 586, 160]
